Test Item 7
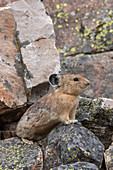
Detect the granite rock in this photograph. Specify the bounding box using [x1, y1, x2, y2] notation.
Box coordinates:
[0, 137, 43, 169]
[43, 0, 113, 56]
[51, 162, 99, 170]
[21, 39, 60, 103]
[0, 0, 60, 137]
[12, 0, 55, 44]
[12, 0, 60, 103]
[0, 3, 27, 126]
[76, 97, 113, 149]
[43, 123, 104, 169]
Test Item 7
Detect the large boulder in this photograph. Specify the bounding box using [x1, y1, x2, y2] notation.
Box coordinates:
[42, 122, 104, 169]
[76, 97, 113, 149]
[51, 162, 99, 170]
[0, 2, 27, 125]
[12, 0, 60, 103]
[0, 137, 43, 169]
[21, 39, 60, 103]
[11, 0, 60, 103]
[0, 0, 60, 136]
[43, 0, 113, 57]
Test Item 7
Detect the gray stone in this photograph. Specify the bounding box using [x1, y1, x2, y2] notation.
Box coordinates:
[43, 123, 104, 169]
[0, 0, 60, 137]
[51, 162, 99, 170]
[21, 39, 60, 102]
[12, 0, 60, 103]
[77, 97, 113, 126]
[12, 0, 55, 44]
[0, 137, 43, 169]
[76, 97, 113, 149]
[83, 40, 92, 54]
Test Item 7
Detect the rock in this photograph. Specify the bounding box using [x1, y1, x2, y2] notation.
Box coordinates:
[21, 39, 60, 103]
[76, 97, 113, 149]
[51, 162, 99, 170]
[43, 0, 113, 56]
[61, 52, 113, 99]
[43, 123, 104, 169]
[77, 97, 113, 126]
[0, 122, 17, 140]
[12, 0, 55, 44]
[0, 0, 60, 136]
[0, 2, 28, 126]
[104, 142, 113, 170]
[12, 0, 60, 103]
[0, 3, 27, 107]
[0, 137, 43, 169]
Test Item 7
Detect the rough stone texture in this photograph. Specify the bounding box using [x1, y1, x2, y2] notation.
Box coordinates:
[43, 123, 104, 169]
[0, 2, 28, 129]
[0, 0, 60, 136]
[12, 0, 55, 44]
[0, 4, 27, 108]
[0, 137, 43, 169]
[104, 142, 113, 170]
[0, 0, 18, 7]
[21, 39, 60, 102]
[51, 162, 99, 170]
[0, 122, 17, 140]
[43, 0, 113, 57]
[61, 52, 113, 99]
[12, 0, 60, 103]
[76, 97, 113, 149]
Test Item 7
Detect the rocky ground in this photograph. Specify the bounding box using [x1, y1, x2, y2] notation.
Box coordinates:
[0, 0, 113, 169]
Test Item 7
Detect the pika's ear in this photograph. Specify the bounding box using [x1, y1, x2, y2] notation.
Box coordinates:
[49, 74, 60, 87]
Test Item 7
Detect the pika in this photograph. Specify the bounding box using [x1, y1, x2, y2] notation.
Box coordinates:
[16, 74, 90, 141]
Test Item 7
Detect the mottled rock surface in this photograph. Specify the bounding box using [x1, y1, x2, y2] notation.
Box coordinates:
[61, 52, 113, 99]
[0, 137, 43, 169]
[0, 3, 27, 110]
[12, 0, 55, 44]
[51, 162, 99, 170]
[21, 39, 60, 103]
[0, 0, 60, 136]
[43, 123, 104, 169]
[76, 97, 113, 149]
[0, 122, 17, 139]
[43, 0, 113, 57]
[12, 0, 60, 103]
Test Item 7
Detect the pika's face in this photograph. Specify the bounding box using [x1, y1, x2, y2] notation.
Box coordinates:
[59, 74, 90, 96]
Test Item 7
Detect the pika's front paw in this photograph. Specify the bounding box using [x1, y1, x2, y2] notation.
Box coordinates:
[64, 119, 78, 125]
[22, 138, 33, 144]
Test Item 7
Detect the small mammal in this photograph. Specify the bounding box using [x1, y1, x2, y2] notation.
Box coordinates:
[16, 73, 90, 141]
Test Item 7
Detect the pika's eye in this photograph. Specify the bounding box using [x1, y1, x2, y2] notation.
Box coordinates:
[73, 77, 79, 81]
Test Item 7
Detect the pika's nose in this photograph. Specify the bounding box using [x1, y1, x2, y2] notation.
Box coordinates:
[87, 80, 90, 85]
[85, 80, 90, 86]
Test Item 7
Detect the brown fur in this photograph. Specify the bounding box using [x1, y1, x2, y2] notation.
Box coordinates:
[16, 74, 90, 141]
